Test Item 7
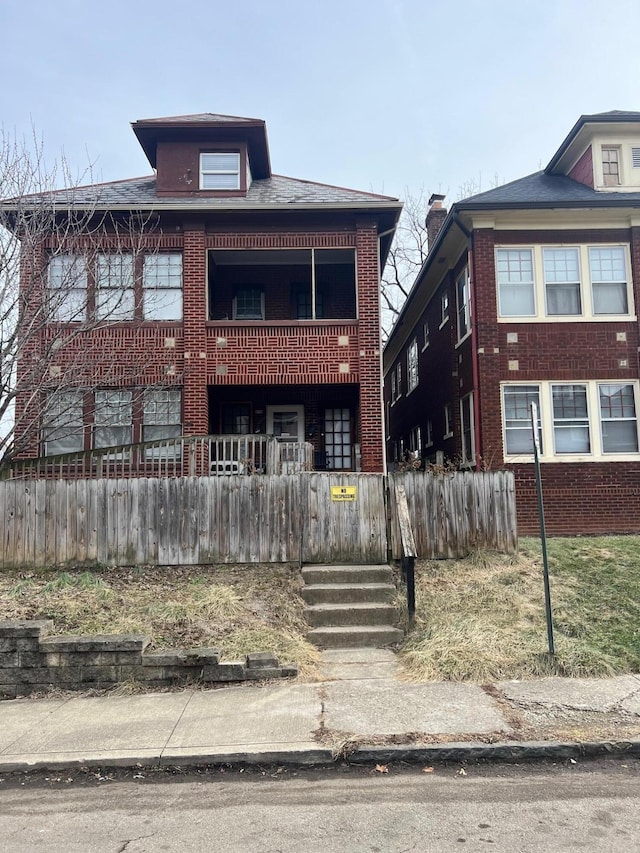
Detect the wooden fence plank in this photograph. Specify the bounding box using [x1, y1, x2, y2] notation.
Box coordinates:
[0, 471, 516, 569]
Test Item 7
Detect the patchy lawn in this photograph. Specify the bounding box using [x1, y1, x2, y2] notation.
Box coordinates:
[0, 564, 320, 677]
[399, 536, 640, 682]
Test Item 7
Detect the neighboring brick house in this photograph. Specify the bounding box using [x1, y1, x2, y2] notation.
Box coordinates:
[384, 111, 640, 535]
[10, 114, 401, 473]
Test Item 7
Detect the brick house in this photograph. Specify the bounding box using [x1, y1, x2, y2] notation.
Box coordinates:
[384, 111, 640, 535]
[10, 113, 401, 473]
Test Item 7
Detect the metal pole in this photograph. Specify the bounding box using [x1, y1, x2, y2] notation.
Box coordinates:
[402, 555, 415, 626]
[530, 402, 555, 656]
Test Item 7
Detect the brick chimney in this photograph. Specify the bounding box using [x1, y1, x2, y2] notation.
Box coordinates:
[426, 193, 447, 253]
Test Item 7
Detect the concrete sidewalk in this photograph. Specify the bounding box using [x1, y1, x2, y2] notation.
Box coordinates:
[1, 651, 639, 772]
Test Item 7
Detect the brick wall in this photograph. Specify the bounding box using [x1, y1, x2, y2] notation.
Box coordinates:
[472, 225, 640, 534]
[356, 219, 384, 471]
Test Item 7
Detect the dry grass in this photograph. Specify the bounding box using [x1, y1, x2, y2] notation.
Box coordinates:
[0, 564, 320, 677]
[399, 536, 640, 682]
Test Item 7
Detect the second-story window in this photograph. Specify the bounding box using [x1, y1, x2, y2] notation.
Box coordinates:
[543, 248, 581, 316]
[497, 248, 535, 316]
[143, 254, 183, 320]
[96, 255, 134, 321]
[456, 266, 471, 340]
[407, 339, 418, 393]
[200, 153, 240, 190]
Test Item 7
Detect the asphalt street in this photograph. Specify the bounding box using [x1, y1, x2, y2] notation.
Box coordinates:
[1, 761, 639, 852]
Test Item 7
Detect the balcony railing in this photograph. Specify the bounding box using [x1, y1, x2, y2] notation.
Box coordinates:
[5, 435, 314, 481]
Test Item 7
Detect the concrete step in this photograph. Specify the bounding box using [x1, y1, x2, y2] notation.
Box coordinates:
[308, 625, 404, 649]
[301, 583, 396, 605]
[306, 603, 397, 628]
[302, 565, 394, 585]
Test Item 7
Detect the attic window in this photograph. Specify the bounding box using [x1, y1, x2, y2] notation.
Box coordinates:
[632, 147, 640, 168]
[200, 153, 240, 190]
[602, 147, 620, 186]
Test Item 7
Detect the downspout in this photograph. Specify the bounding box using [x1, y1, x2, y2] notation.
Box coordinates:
[453, 212, 482, 472]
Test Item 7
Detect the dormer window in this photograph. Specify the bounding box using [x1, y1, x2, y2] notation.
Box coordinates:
[602, 147, 620, 187]
[199, 153, 240, 190]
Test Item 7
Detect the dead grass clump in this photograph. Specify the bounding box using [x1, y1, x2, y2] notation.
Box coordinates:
[0, 563, 318, 674]
[399, 539, 640, 682]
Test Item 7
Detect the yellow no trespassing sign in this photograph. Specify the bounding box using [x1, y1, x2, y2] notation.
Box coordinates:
[331, 486, 357, 502]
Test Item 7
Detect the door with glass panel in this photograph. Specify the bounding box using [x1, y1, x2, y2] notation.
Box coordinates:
[324, 408, 352, 470]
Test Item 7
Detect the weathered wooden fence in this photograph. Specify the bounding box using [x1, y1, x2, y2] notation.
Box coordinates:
[388, 470, 517, 558]
[0, 471, 516, 568]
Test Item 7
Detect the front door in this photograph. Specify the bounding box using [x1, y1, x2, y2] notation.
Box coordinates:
[266, 405, 304, 443]
[324, 407, 352, 470]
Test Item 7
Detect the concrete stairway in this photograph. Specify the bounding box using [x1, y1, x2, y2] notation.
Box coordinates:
[302, 564, 403, 649]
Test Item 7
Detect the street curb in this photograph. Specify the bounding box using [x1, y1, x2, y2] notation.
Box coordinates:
[348, 738, 640, 764]
[2, 739, 640, 773]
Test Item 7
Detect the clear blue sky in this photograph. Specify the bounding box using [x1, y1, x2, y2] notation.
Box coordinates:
[2, 0, 640, 202]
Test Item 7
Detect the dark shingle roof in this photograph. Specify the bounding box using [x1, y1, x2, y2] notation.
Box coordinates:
[133, 113, 261, 124]
[457, 171, 640, 209]
[5, 174, 399, 210]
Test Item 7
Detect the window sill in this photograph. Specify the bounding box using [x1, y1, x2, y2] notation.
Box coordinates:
[421, 343, 430, 352]
[504, 453, 640, 464]
[438, 317, 449, 330]
[443, 431, 453, 440]
[455, 330, 472, 348]
[497, 315, 636, 323]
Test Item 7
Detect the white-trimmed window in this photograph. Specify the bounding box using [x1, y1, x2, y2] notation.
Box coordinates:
[233, 286, 264, 320]
[143, 254, 183, 320]
[407, 339, 419, 393]
[599, 383, 639, 453]
[200, 153, 240, 190]
[589, 247, 628, 315]
[425, 419, 433, 448]
[456, 267, 471, 340]
[444, 403, 453, 438]
[423, 321, 430, 349]
[503, 385, 541, 455]
[460, 393, 475, 464]
[409, 425, 422, 455]
[602, 147, 620, 187]
[501, 381, 639, 460]
[396, 362, 403, 398]
[94, 390, 133, 448]
[544, 248, 581, 316]
[96, 254, 134, 321]
[47, 255, 87, 322]
[497, 248, 535, 316]
[497, 245, 632, 321]
[440, 291, 449, 326]
[143, 388, 182, 458]
[390, 371, 397, 404]
[43, 391, 84, 455]
[552, 384, 590, 453]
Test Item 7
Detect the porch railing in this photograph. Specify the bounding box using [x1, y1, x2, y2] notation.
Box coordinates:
[5, 435, 315, 480]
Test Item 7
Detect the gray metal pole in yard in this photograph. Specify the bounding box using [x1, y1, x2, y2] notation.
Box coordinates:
[530, 402, 555, 657]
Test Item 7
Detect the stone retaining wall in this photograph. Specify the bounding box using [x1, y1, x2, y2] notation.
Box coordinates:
[0, 621, 297, 699]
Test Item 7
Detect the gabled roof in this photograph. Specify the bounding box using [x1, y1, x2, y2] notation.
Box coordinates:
[17, 173, 400, 210]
